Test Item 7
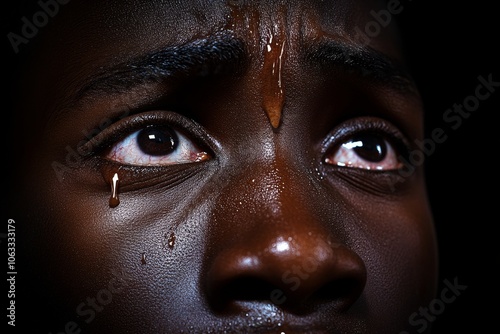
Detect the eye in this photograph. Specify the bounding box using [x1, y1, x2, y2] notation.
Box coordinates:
[324, 132, 402, 170]
[106, 124, 209, 166]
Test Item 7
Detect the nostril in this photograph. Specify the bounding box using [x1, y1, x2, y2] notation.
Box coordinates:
[225, 277, 277, 301]
[209, 274, 365, 314]
[204, 240, 367, 314]
[311, 277, 365, 311]
[209, 276, 279, 312]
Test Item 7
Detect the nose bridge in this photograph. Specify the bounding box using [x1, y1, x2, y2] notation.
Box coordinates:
[265, 160, 325, 236]
[210, 138, 345, 263]
[239, 156, 341, 263]
[233, 151, 325, 236]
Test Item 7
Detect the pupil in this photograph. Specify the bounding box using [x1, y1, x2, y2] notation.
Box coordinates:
[137, 125, 178, 156]
[352, 133, 387, 162]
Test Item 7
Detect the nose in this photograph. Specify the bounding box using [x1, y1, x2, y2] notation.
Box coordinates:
[206, 233, 366, 312]
[203, 163, 367, 314]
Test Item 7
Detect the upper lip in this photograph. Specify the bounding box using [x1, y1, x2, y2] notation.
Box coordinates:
[179, 302, 354, 334]
[181, 320, 333, 334]
[186, 327, 328, 334]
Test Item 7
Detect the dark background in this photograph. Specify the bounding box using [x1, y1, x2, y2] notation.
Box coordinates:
[4, 1, 499, 333]
[396, 1, 499, 332]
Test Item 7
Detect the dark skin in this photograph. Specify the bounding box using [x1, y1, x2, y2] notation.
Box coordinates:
[10, 0, 438, 332]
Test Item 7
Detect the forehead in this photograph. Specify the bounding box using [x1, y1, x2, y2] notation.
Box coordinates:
[61, 0, 386, 29]
[19, 0, 408, 127]
[34, 0, 400, 55]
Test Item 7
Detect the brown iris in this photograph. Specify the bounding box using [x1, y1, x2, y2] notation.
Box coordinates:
[136, 125, 178, 156]
[351, 133, 387, 162]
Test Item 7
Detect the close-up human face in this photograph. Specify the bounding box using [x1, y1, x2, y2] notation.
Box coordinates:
[9, 0, 438, 333]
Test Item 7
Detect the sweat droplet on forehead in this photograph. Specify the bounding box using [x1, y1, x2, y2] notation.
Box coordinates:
[226, 0, 287, 129]
[261, 30, 286, 129]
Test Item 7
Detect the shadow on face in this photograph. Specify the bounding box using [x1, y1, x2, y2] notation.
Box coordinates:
[8, 0, 438, 333]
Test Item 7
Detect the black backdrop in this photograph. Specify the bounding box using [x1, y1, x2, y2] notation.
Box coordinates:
[396, 1, 499, 332]
[4, 1, 499, 333]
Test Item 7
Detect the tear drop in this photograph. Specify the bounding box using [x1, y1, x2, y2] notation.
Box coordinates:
[167, 232, 176, 249]
[141, 252, 147, 265]
[109, 173, 120, 208]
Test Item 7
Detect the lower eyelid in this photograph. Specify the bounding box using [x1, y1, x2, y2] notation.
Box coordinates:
[95, 158, 209, 192]
[325, 165, 412, 196]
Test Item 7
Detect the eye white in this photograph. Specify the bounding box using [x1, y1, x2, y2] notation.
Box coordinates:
[325, 136, 401, 170]
[106, 127, 208, 166]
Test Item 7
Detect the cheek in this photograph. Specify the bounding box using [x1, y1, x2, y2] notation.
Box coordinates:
[351, 195, 438, 330]
[18, 159, 214, 331]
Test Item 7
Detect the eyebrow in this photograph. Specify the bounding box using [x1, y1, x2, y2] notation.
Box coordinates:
[303, 40, 418, 95]
[73, 34, 416, 104]
[73, 32, 246, 101]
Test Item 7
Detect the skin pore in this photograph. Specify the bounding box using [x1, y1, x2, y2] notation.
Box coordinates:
[10, 0, 438, 333]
